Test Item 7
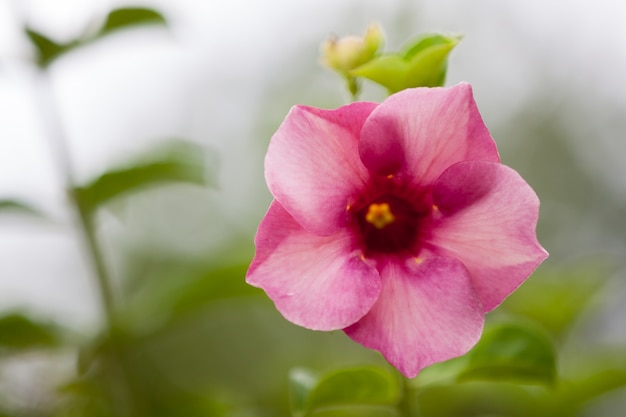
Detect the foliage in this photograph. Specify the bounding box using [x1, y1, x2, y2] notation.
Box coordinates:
[2, 8, 625, 417]
[0, 199, 44, 218]
[26, 7, 167, 67]
[73, 139, 211, 214]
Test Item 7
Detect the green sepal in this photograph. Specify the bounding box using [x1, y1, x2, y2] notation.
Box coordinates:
[353, 33, 461, 93]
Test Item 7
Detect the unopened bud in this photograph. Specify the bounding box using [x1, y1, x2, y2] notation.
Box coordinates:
[320, 23, 384, 75]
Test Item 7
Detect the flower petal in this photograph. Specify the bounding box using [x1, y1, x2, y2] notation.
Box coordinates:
[428, 161, 549, 312]
[344, 257, 484, 378]
[359, 83, 499, 186]
[265, 102, 378, 236]
[247, 201, 381, 330]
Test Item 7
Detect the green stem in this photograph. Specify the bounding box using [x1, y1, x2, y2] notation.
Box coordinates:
[346, 76, 360, 102]
[398, 374, 421, 417]
[74, 200, 117, 325]
[36, 72, 141, 417]
[36, 73, 117, 327]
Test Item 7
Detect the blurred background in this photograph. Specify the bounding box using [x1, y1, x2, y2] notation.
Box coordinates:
[1, 0, 625, 416]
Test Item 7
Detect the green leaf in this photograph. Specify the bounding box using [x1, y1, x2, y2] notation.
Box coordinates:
[24, 28, 77, 67]
[499, 263, 609, 339]
[74, 140, 211, 213]
[416, 381, 539, 417]
[292, 366, 401, 417]
[459, 321, 557, 385]
[289, 368, 319, 417]
[24, 7, 166, 67]
[0, 313, 60, 351]
[413, 355, 469, 387]
[555, 366, 626, 414]
[100, 7, 167, 35]
[0, 199, 44, 217]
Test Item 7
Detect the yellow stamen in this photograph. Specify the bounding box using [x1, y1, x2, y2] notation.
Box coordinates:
[365, 203, 395, 229]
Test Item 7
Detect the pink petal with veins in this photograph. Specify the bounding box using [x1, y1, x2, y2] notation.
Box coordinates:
[427, 161, 548, 311]
[345, 256, 484, 378]
[266, 102, 377, 236]
[247, 201, 381, 330]
[359, 83, 499, 186]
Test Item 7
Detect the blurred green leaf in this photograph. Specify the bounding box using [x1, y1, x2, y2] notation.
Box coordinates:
[100, 7, 167, 35]
[118, 258, 258, 334]
[459, 321, 557, 385]
[0, 199, 44, 217]
[74, 140, 210, 214]
[292, 366, 401, 417]
[289, 368, 318, 417]
[24, 28, 77, 68]
[65, 348, 231, 417]
[310, 407, 397, 417]
[413, 356, 469, 388]
[169, 263, 258, 316]
[567, 368, 626, 408]
[352, 33, 460, 93]
[416, 381, 540, 417]
[500, 263, 609, 339]
[0, 313, 60, 351]
[25, 7, 166, 67]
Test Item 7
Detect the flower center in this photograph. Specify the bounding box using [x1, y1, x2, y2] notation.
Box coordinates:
[357, 195, 424, 256]
[365, 203, 395, 229]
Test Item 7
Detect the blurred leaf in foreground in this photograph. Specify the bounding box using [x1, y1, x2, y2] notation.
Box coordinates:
[74, 140, 213, 214]
[24, 28, 77, 68]
[25, 7, 167, 68]
[0, 199, 44, 218]
[289, 366, 400, 417]
[556, 365, 626, 415]
[99, 7, 167, 36]
[118, 257, 258, 334]
[499, 262, 610, 339]
[417, 381, 539, 417]
[289, 368, 318, 417]
[0, 312, 61, 352]
[459, 321, 557, 386]
[415, 320, 557, 388]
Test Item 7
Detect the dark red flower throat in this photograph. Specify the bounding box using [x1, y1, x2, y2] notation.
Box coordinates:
[356, 191, 428, 256]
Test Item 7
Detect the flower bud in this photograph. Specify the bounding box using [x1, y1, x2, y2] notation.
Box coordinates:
[320, 23, 384, 75]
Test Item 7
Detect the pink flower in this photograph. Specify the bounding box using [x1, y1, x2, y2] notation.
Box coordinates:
[246, 83, 548, 378]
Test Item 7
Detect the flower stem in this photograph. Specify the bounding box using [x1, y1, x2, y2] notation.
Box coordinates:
[398, 374, 421, 417]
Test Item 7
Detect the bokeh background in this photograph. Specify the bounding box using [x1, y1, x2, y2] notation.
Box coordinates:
[1, 0, 626, 416]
